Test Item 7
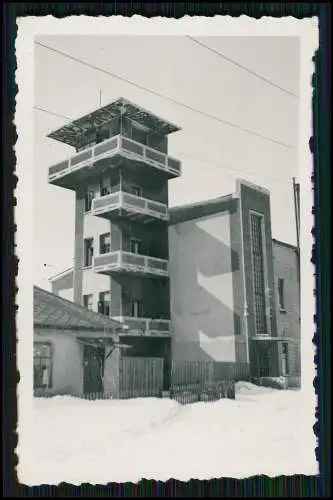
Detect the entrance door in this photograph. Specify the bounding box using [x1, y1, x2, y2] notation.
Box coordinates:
[255, 343, 271, 378]
[83, 346, 104, 395]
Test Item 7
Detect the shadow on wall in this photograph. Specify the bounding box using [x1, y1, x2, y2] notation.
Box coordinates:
[170, 214, 244, 364]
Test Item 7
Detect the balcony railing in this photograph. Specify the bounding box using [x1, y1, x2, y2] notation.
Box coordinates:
[114, 316, 172, 336]
[91, 191, 169, 221]
[93, 250, 169, 277]
[48, 134, 181, 185]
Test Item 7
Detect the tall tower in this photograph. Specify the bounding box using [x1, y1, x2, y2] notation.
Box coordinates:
[47, 97, 182, 388]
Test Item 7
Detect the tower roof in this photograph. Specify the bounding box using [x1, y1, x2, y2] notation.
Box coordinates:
[47, 97, 181, 148]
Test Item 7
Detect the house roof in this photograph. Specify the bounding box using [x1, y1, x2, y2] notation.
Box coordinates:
[34, 286, 124, 332]
[47, 97, 181, 148]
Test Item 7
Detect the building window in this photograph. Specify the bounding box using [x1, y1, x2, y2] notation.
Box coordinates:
[130, 185, 143, 197]
[130, 238, 142, 255]
[131, 299, 143, 318]
[84, 238, 94, 267]
[278, 278, 285, 311]
[282, 342, 290, 375]
[131, 123, 148, 145]
[85, 190, 95, 212]
[83, 294, 94, 311]
[98, 291, 111, 316]
[34, 343, 52, 389]
[250, 213, 267, 335]
[100, 233, 111, 254]
[100, 177, 111, 197]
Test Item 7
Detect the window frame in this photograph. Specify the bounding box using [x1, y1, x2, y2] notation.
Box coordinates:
[98, 291, 111, 317]
[84, 237, 94, 267]
[130, 237, 142, 255]
[278, 278, 286, 312]
[33, 342, 53, 390]
[131, 299, 143, 318]
[83, 294, 94, 311]
[130, 184, 143, 198]
[249, 211, 270, 336]
[85, 190, 95, 212]
[100, 232, 111, 255]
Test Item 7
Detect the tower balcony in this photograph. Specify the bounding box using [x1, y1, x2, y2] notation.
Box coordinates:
[92, 250, 169, 278]
[114, 316, 172, 337]
[48, 135, 182, 190]
[91, 191, 169, 222]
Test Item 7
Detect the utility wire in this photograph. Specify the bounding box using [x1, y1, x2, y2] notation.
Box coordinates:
[34, 106, 72, 121]
[187, 36, 298, 99]
[34, 40, 296, 151]
[177, 151, 291, 186]
[34, 105, 292, 187]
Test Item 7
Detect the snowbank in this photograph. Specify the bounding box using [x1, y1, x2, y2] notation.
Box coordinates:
[23, 382, 317, 485]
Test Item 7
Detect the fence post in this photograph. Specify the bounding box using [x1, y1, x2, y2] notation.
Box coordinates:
[103, 343, 120, 399]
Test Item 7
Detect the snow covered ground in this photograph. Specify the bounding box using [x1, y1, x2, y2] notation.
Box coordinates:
[24, 382, 317, 484]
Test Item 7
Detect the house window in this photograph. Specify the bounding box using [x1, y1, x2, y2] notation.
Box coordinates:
[85, 190, 95, 212]
[83, 294, 94, 311]
[100, 177, 111, 197]
[100, 233, 111, 254]
[130, 185, 143, 197]
[34, 343, 52, 389]
[130, 238, 142, 255]
[98, 291, 111, 316]
[250, 213, 267, 335]
[84, 238, 94, 267]
[131, 299, 143, 318]
[278, 278, 285, 311]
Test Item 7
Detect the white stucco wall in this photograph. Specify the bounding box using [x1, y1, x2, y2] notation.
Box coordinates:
[169, 211, 237, 362]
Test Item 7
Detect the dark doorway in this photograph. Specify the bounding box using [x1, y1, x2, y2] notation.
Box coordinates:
[83, 345, 105, 395]
[252, 342, 273, 378]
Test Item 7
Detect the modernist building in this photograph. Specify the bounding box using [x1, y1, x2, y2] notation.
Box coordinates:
[47, 98, 182, 388]
[47, 98, 301, 388]
[167, 183, 301, 387]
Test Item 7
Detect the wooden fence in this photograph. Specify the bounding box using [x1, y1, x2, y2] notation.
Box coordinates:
[119, 357, 164, 399]
[35, 359, 244, 402]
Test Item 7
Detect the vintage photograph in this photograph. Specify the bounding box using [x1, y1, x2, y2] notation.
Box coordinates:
[16, 17, 318, 484]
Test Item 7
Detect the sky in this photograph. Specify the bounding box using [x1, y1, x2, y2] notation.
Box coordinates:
[33, 35, 301, 289]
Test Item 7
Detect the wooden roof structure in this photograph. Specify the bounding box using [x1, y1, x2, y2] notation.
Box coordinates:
[47, 97, 181, 148]
[34, 286, 124, 333]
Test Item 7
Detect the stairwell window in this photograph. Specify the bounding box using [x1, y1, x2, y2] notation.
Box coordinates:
[34, 343, 52, 389]
[250, 213, 268, 335]
[83, 294, 94, 311]
[100, 233, 111, 254]
[84, 238, 94, 267]
[98, 291, 111, 317]
[278, 278, 286, 312]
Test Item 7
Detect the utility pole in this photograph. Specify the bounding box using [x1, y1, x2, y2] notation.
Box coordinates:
[98, 89, 102, 106]
[292, 177, 301, 318]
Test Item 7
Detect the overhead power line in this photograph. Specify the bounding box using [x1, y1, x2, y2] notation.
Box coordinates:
[34, 105, 292, 187]
[177, 151, 291, 186]
[34, 40, 297, 151]
[187, 36, 298, 99]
